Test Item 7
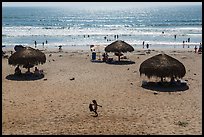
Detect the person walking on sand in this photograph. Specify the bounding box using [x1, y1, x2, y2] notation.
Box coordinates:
[89, 100, 102, 117]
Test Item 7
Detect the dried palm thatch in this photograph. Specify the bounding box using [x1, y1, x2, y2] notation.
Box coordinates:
[14, 45, 25, 52]
[105, 40, 134, 61]
[139, 53, 186, 81]
[8, 47, 46, 72]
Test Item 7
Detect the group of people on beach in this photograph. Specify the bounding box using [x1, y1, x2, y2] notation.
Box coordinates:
[104, 34, 119, 42]
[142, 33, 201, 51]
[182, 38, 191, 48]
[14, 65, 43, 77]
[34, 40, 48, 48]
[194, 43, 202, 53]
[142, 41, 150, 49]
[90, 47, 113, 63]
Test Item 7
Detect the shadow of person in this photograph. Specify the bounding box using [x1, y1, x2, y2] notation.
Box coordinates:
[6, 73, 44, 81]
[141, 82, 189, 92]
[106, 60, 135, 65]
[93, 115, 98, 117]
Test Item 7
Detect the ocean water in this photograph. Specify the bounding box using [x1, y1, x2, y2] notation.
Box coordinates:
[2, 5, 202, 51]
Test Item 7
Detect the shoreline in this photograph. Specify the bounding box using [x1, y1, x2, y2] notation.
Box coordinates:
[2, 42, 200, 53]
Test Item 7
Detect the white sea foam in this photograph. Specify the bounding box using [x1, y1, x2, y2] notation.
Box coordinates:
[2, 26, 202, 37]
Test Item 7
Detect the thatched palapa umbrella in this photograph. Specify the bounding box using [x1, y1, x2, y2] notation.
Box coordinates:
[8, 47, 46, 72]
[105, 40, 134, 61]
[14, 45, 25, 52]
[139, 53, 186, 82]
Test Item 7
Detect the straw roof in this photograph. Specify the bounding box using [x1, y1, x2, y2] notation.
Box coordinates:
[139, 53, 186, 79]
[14, 45, 25, 52]
[8, 47, 46, 67]
[105, 40, 134, 53]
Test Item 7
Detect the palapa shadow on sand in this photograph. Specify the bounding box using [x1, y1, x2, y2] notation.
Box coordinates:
[106, 60, 135, 65]
[141, 82, 189, 92]
[90, 60, 104, 63]
[6, 73, 45, 81]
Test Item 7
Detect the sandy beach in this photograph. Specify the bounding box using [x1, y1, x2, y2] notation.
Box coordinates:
[2, 48, 202, 135]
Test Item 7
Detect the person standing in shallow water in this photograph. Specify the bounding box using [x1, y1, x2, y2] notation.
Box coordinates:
[188, 38, 190, 42]
[142, 41, 145, 48]
[146, 43, 149, 49]
[34, 41, 37, 48]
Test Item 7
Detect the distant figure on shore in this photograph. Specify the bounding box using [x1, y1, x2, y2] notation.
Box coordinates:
[162, 31, 164, 34]
[142, 41, 145, 48]
[188, 38, 190, 42]
[42, 42, 44, 48]
[183, 41, 185, 48]
[174, 34, 177, 39]
[146, 43, 149, 49]
[198, 43, 202, 53]
[89, 100, 102, 117]
[34, 41, 37, 48]
[194, 45, 197, 53]
[59, 45, 62, 52]
[46, 40, 48, 44]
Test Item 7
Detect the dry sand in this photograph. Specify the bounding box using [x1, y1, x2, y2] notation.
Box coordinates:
[2, 48, 202, 135]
